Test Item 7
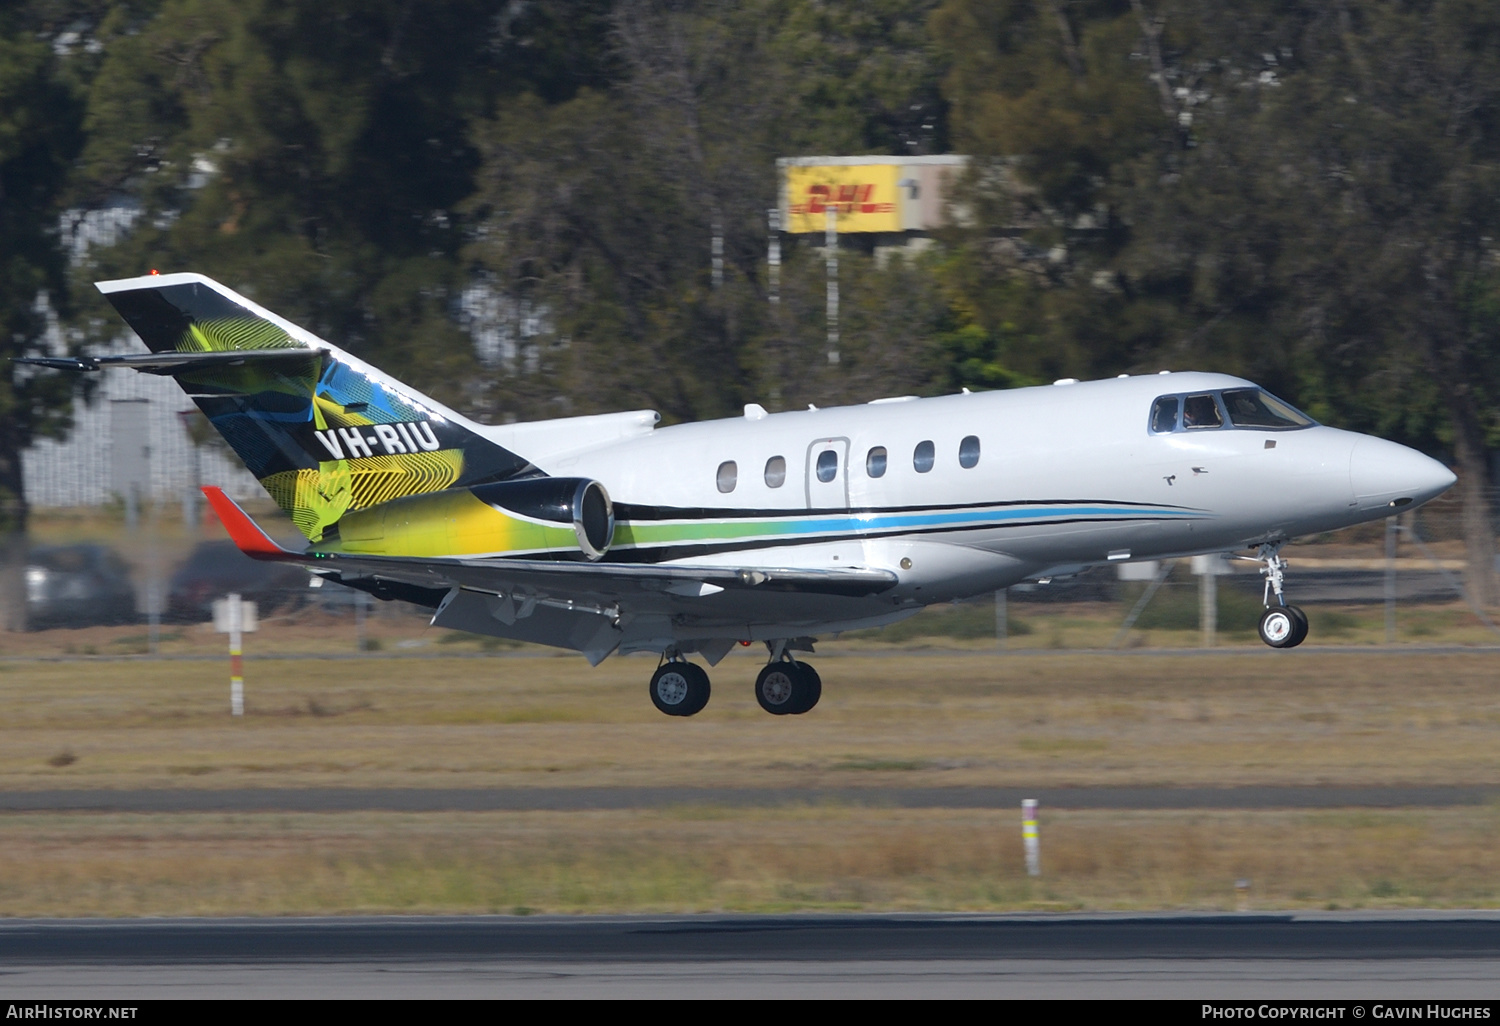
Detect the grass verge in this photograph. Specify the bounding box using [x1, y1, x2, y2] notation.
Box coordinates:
[0, 807, 1495, 917]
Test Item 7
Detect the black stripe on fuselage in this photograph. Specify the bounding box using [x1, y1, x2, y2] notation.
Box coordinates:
[611, 497, 1205, 521]
[483, 513, 1201, 566]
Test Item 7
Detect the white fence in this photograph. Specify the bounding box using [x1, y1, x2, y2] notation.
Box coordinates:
[23, 370, 262, 508]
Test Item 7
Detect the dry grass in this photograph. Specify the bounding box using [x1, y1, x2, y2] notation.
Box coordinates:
[2, 649, 1498, 916]
[2, 651, 1500, 791]
[6, 595, 1497, 660]
[0, 806, 1495, 917]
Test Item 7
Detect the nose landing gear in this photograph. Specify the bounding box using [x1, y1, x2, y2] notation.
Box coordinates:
[1254, 546, 1308, 649]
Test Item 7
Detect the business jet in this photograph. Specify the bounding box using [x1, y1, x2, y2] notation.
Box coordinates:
[22, 273, 1456, 717]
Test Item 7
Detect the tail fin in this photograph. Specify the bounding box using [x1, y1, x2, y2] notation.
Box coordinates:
[97, 273, 535, 542]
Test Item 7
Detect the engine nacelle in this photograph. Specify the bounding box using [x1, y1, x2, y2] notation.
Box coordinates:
[328, 476, 614, 561]
[471, 477, 615, 560]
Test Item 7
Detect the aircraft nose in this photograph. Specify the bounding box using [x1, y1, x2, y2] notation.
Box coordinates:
[1349, 436, 1457, 511]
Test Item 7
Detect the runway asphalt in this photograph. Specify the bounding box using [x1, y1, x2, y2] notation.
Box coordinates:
[0, 785, 1496, 813]
[3, 914, 1500, 998]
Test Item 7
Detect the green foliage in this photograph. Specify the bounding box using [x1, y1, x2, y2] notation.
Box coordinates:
[69, 0, 501, 410]
[936, 323, 1033, 391]
[0, 5, 90, 530]
[1129, 581, 1263, 633]
[463, 0, 955, 422]
[3, 0, 1498, 587]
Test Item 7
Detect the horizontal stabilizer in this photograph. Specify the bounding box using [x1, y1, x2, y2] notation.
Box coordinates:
[16, 349, 324, 375]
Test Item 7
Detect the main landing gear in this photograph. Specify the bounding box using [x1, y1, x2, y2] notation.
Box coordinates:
[648, 642, 822, 717]
[754, 659, 821, 716]
[1254, 545, 1308, 649]
[649, 659, 710, 717]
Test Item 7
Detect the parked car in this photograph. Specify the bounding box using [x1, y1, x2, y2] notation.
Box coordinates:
[167, 540, 310, 622]
[25, 544, 138, 629]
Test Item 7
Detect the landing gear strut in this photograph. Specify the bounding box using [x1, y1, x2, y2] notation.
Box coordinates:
[649, 656, 711, 716]
[755, 640, 822, 715]
[1254, 545, 1308, 649]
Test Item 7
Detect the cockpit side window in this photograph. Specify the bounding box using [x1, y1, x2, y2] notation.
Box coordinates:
[1150, 396, 1180, 434]
[1221, 388, 1314, 430]
[1182, 393, 1224, 429]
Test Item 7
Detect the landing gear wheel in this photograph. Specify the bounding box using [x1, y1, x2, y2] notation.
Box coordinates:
[789, 663, 822, 715]
[1258, 607, 1301, 649]
[755, 662, 802, 716]
[1285, 605, 1309, 648]
[650, 661, 710, 716]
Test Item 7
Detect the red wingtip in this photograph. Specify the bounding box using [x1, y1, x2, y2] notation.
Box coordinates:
[201, 486, 294, 559]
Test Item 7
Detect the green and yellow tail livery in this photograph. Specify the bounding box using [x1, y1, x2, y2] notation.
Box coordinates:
[96, 273, 537, 543]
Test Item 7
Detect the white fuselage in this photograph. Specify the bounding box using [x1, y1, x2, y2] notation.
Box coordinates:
[516, 372, 1452, 632]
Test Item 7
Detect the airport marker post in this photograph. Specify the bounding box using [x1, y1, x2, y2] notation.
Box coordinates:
[1191, 554, 1230, 648]
[212, 593, 258, 717]
[1022, 798, 1040, 876]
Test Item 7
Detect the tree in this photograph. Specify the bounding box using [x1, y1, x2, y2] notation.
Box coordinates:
[68, 0, 504, 411]
[935, 0, 1500, 603]
[0, 8, 90, 532]
[930, 1, 1171, 384]
[465, 0, 955, 423]
[0, 5, 89, 627]
[1109, 1, 1500, 604]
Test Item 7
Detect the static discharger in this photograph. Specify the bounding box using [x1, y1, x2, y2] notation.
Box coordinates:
[213, 593, 258, 717]
[1023, 798, 1041, 877]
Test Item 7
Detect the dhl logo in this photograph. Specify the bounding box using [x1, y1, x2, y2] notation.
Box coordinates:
[313, 421, 443, 460]
[790, 183, 895, 217]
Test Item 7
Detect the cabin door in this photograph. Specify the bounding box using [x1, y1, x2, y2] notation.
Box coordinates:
[804, 437, 851, 509]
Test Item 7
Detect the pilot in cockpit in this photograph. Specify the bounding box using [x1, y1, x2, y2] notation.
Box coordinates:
[1182, 394, 1222, 429]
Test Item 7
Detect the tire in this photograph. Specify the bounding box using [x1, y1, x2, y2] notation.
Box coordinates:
[650, 662, 709, 716]
[789, 663, 822, 715]
[1285, 605, 1309, 648]
[679, 663, 711, 716]
[1258, 607, 1299, 649]
[755, 662, 801, 715]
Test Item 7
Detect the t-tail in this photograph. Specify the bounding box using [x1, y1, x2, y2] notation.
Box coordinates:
[88, 273, 537, 542]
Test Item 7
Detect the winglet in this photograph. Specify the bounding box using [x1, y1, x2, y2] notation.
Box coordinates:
[202, 486, 298, 560]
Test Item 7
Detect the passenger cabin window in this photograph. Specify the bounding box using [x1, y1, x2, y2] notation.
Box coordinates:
[1150, 396, 1180, 433]
[959, 435, 980, 469]
[913, 440, 935, 473]
[1221, 388, 1313, 430]
[866, 446, 887, 478]
[1182, 393, 1223, 429]
[815, 449, 839, 483]
[764, 456, 786, 488]
[716, 460, 737, 493]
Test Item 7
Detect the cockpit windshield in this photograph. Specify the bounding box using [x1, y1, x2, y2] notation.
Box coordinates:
[1149, 388, 1314, 434]
[1182, 393, 1223, 429]
[1220, 388, 1314, 430]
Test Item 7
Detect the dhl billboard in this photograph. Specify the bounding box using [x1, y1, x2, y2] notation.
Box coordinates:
[785, 163, 903, 233]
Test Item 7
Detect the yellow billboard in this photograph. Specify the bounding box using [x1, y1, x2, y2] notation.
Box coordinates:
[785, 163, 902, 233]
